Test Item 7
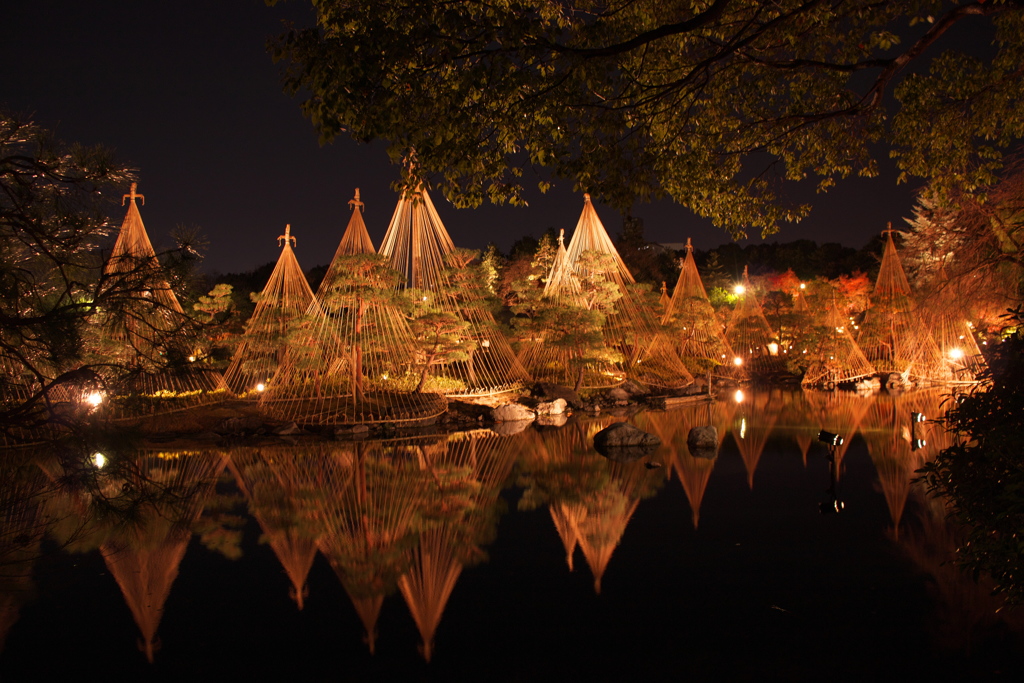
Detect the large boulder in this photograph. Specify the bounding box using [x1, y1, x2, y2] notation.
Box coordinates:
[594, 422, 661, 451]
[607, 387, 630, 402]
[687, 425, 718, 457]
[620, 379, 650, 396]
[535, 398, 567, 416]
[490, 402, 536, 423]
[533, 383, 581, 407]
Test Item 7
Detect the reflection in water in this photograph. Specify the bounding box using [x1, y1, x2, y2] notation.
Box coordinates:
[517, 417, 664, 591]
[2, 387, 1021, 669]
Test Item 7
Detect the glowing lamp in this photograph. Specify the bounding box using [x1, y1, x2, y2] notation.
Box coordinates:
[85, 392, 103, 407]
[767, 342, 779, 356]
[733, 284, 746, 295]
[91, 452, 107, 469]
[481, 339, 490, 348]
[734, 389, 745, 403]
[733, 356, 743, 366]
[256, 383, 266, 392]
[188, 355, 196, 362]
[949, 348, 964, 360]
[799, 283, 806, 290]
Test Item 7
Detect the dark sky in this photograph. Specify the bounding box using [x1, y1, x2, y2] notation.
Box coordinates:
[4, 0, 950, 274]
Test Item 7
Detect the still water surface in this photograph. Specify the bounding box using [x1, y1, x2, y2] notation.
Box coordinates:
[2, 388, 1022, 681]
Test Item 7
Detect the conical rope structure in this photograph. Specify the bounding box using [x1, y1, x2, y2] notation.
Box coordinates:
[661, 238, 735, 377]
[397, 430, 519, 661]
[378, 185, 530, 397]
[224, 225, 315, 396]
[516, 229, 627, 389]
[920, 267, 988, 384]
[801, 295, 876, 388]
[98, 449, 228, 663]
[259, 192, 448, 425]
[857, 229, 949, 384]
[557, 195, 693, 389]
[96, 184, 226, 411]
[725, 266, 783, 379]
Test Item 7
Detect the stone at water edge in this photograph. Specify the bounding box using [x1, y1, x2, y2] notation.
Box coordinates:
[607, 387, 630, 402]
[490, 403, 536, 423]
[620, 379, 650, 396]
[593, 422, 661, 450]
[533, 382, 580, 407]
[490, 419, 533, 436]
[535, 398, 567, 415]
[687, 426, 718, 453]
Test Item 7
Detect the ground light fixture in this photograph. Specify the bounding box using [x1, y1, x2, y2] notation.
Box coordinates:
[817, 430, 844, 447]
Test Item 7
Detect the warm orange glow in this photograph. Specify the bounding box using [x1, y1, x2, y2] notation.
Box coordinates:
[734, 389, 745, 403]
[949, 347, 965, 360]
[91, 452, 107, 469]
[767, 342, 779, 356]
[733, 284, 746, 295]
[85, 391, 104, 407]
[256, 382, 266, 392]
[733, 356, 743, 366]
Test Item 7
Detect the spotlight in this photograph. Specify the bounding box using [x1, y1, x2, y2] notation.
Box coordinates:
[911, 412, 926, 423]
[911, 438, 927, 451]
[818, 430, 844, 447]
[734, 284, 746, 295]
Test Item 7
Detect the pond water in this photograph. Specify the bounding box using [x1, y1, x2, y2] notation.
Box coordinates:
[1, 388, 1022, 681]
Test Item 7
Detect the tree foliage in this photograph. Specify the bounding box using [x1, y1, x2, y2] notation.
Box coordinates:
[919, 307, 1024, 604]
[271, 0, 1024, 238]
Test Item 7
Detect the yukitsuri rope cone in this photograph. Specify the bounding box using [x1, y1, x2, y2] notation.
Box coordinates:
[857, 228, 950, 385]
[227, 446, 322, 610]
[223, 225, 315, 396]
[801, 295, 876, 388]
[516, 229, 626, 389]
[557, 194, 693, 389]
[920, 267, 988, 384]
[378, 184, 529, 397]
[724, 266, 783, 379]
[259, 191, 447, 426]
[98, 450, 228, 663]
[397, 430, 519, 661]
[661, 238, 734, 377]
[97, 184, 226, 411]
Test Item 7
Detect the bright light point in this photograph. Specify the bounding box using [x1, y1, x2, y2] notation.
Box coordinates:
[85, 392, 103, 407]
[799, 283, 806, 290]
[767, 342, 779, 356]
[733, 356, 743, 366]
[734, 389, 745, 403]
[739, 417, 747, 439]
[188, 355, 196, 362]
[256, 383, 266, 392]
[91, 452, 107, 469]
[734, 284, 746, 295]
[481, 339, 490, 348]
[949, 348, 965, 360]
[422, 296, 428, 301]
[381, 373, 389, 380]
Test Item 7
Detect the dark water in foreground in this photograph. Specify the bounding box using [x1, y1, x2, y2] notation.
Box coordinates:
[1, 388, 1022, 681]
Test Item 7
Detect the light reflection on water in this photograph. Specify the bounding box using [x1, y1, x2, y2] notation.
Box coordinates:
[1, 387, 1022, 677]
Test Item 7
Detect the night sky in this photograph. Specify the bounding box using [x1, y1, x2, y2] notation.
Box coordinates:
[4, 0, 948, 275]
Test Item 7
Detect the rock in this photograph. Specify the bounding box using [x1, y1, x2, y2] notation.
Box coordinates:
[687, 425, 718, 452]
[620, 379, 650, 396]
[608, 387, 630, 402]
[536, 413, 568, 428]
[535, 398, 567, 416]
[594, 422, 661, 450]
[533, 383, 580, 407]
[215, 416, 263, 435]
[274, 422, 304, 436]
[490, 403, 536, 422]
